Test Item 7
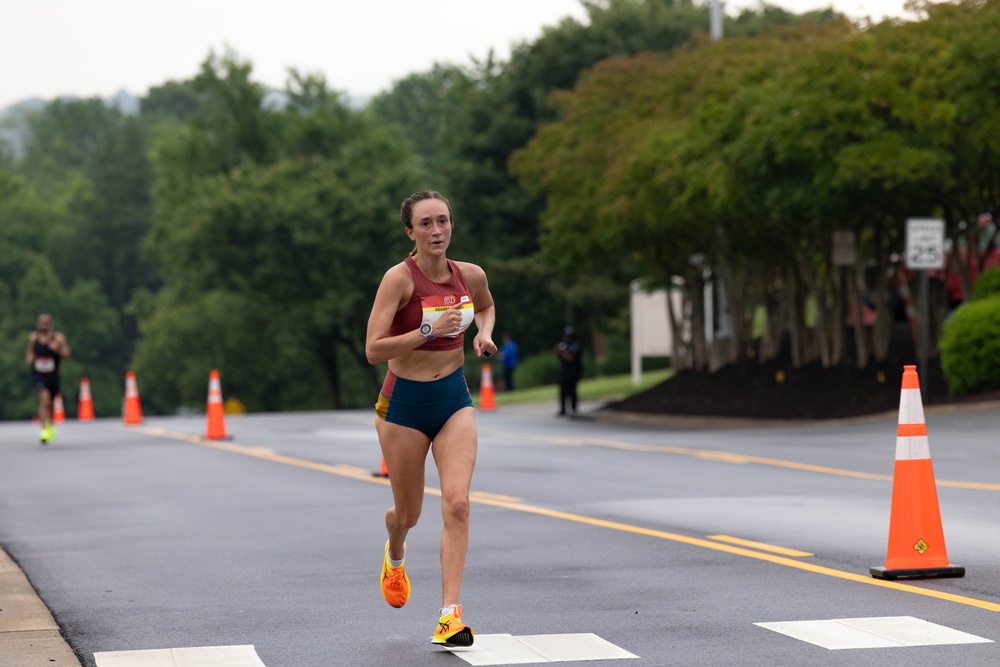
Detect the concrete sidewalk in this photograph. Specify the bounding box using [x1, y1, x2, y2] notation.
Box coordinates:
[0, 546, 82, 667]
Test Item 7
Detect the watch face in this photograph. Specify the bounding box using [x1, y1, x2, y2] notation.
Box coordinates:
[420, 323, 433, 336]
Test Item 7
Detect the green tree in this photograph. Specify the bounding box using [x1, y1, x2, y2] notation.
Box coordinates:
[0, 170, 52, 418]
[513, 2, 1000, 373]
[441, 0, 838, 360]
[0, 170, 48, 314]
[8, 256, 120, 419]
[140, 79, 206, 123]
[15, 98, 156, 374]
[132, 288, 327, 412]
[367, 65, 474, 183]
[143, 53, 421, 410]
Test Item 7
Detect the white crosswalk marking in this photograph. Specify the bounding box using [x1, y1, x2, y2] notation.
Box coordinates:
[94, 644, 266, 666]
[445, 633, 638, 665]
[755, 616, 994, 650]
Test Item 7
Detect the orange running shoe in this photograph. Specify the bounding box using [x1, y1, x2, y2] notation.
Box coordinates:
[431, 604, 474, 647]
[380, 540, 410, 608]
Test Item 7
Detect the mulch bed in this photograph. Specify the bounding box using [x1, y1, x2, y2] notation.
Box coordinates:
[605, 328, 1000, 421]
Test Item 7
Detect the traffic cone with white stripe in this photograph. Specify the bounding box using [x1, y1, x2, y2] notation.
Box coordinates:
[123, 371, 143, 425]
[205, 369, 228, 440]
[77, 377, 95, 421]
[870, 365, 964, 580]
[478, 363, 496, 411]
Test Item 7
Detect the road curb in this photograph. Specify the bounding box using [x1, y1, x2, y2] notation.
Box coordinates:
[0, 546, 82, 666]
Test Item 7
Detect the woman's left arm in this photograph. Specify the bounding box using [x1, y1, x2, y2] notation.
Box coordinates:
[466, 263, 497, 358]
[474, 304, 497, 358]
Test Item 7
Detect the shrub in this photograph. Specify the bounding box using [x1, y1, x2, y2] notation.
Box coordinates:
[939, 295, 1000, 395]
[971, 265, 1000, 301]
[515, 352, 562, 388]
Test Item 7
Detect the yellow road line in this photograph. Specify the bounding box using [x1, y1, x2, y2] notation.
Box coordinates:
[131, 425, 1000, 613]
[486, 430, 1000, 491]
[469, 491, 523, 503]
[707, 534, 814, 557]
[467, 496, 1000, 613]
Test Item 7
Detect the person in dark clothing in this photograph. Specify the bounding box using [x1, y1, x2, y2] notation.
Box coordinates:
[554, 326, 582, 415]
[25, 312, 71, 443]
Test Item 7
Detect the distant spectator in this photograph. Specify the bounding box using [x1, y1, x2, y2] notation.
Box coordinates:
[554, 326, 582, 416]
[499, 333, 519, 391]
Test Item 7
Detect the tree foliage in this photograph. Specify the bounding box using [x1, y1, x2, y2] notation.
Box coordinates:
[440, 0, 838, 357]
[513, 0, 1000, 372]
[142, 52, 420, 410]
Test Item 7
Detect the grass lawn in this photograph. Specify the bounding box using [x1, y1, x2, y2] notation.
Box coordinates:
[474, 369, 672, 407]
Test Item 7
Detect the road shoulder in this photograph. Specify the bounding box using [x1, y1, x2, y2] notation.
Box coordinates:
[0, 545, 82, 666]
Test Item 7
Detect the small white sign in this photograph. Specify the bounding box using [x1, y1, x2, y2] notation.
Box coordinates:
[905, 218, 945, 270]
[832, 230, 856, 266]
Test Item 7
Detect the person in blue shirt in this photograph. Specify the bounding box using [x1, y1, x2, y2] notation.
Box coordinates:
[498, 333, 519, 391]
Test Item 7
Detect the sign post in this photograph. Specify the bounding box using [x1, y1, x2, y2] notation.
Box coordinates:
[833, 231, 856, 393]
[905, 218, 946, 399]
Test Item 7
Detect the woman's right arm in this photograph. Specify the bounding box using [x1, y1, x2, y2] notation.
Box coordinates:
[366, 266, 425, 365]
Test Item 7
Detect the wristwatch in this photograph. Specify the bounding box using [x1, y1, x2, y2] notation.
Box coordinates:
[419, 323, 435, 342]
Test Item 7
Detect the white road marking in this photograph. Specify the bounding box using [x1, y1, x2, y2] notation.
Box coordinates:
[755, 616, 993, 650]
[94, 644, 266, 666]
[445, 633, 638, 665]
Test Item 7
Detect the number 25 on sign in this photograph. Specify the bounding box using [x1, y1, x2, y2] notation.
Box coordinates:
[905, 218, 945, 271]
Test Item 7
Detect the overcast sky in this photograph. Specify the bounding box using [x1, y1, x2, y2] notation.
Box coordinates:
[0, 0, 916, 110]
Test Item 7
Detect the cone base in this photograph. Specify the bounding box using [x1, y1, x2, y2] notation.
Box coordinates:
[870, 564, 965, 580]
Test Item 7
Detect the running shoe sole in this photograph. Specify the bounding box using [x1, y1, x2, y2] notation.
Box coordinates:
[432, 605, 474, 647]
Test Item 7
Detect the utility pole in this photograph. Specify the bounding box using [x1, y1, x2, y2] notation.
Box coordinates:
[711, 0, 723, 40]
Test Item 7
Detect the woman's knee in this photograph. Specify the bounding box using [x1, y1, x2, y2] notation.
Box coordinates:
[441, 495, 470, 525]
[391, 505, 422, 529]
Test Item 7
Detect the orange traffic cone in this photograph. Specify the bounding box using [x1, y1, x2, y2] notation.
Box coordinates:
[478, 363, 496, 411]
[52, 394, 66, 424]
[372, 456, 389, 478]
[78, 377, 95, 421]
[123, 371, 143, 425]
[205, 369, 228, 440]
[870, 365, 964, 580]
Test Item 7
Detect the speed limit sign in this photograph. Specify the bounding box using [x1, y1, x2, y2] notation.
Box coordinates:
[905, 218, 945, 270]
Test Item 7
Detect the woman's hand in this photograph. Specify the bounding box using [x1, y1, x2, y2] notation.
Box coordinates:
[474, 332, 497, 358]
[435, 304, 465, 337]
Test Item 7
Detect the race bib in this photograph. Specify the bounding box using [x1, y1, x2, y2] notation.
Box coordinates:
[34, 357, 56, 373]
[420, 294, 474, 338]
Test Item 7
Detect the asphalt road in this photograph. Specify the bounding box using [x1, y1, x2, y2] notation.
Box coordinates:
[2, 400, 1000, 666]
